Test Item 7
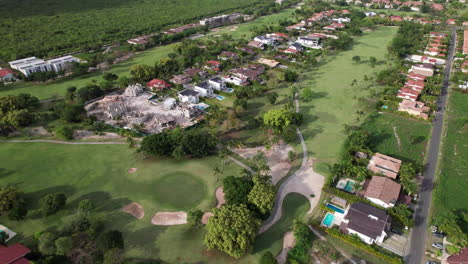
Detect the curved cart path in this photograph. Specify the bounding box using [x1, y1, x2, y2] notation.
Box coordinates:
[259, 94, 324, 234]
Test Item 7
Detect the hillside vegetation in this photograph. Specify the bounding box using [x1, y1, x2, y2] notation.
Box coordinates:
[0, 0, 271, 61]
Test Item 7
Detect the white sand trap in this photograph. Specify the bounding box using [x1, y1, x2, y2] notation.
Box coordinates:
[127, 168, 138, 174]
[233, 141, 294, 184]
[201, 212, 214, 224]
[151, 211, 187, 225]
[276, 231, 296, 264]
[122, 202, 145, 219]
[215, 187, 226, 208]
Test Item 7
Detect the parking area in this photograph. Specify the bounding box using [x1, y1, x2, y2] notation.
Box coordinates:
[379, 232, 408, 256]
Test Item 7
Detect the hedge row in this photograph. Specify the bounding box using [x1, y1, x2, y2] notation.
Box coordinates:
[324, 227, 403, 264]
[322, 186, 386, 211]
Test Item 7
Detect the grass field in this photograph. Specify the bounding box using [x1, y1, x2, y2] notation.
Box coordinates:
[297, 26, 399, 166]
[360, 113, 432, 165]
[0, 142, 253, 263]
[433, 91, 468, 218]
[0, 0, 272, 61]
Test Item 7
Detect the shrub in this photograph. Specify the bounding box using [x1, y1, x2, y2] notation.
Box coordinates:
[54, 126, 74, 140]
[260, 251, 277, 264]
[78, 199, 94, 214]
[287, 222, 313, 264]
[99, 230, 124, 250]
[40, 193, 67, 216]
[7, 203, 28, 220]
[187, 209, 204, 229]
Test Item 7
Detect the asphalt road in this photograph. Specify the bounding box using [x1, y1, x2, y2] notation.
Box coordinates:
[405, 27, 456, 264]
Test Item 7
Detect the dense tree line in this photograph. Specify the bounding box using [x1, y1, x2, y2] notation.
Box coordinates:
[388, 22, 432, 58]
[0, 94, 39, 134]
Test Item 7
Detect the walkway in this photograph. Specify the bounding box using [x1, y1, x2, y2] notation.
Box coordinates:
[259, 94, 325, 234]
[0, 140, 126, 145]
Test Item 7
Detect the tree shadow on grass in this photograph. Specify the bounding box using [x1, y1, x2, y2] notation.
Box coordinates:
[0, 168, 15, 179]
[124, 226, 168, 257]
[67, 191, 132, 213]
[25, 185, 76, 211]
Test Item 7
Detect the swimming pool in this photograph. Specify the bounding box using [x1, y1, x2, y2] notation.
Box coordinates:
[226, 88, 234, 93]
[344, 180, 355, 193]
[197, 105, 207, 110]
[215, 95, 225, 100]
[326, 203, 345, 214]
[322, 213, 335, 227]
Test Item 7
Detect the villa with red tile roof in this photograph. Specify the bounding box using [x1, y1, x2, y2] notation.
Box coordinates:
[446, 19, 456, 25]
[0, 68, 17, 81]
[390, 16, 403, 22]
[431, 3, 444, 10]
[147, 79, 171, 91]
[398, 99, 430, 119]
[447, 247, 468, 264]
[0, 243, 31, 264]
[367, 153, 402, 179]
[205, 60, 222, 71]
[397, 87, 420, 101]
[363, 176, 401, 208]
[463, 30, 468, 54]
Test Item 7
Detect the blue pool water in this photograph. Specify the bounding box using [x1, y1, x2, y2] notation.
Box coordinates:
[197, 105, 207, 110]
[322, 213, 335, 227]
[226, 88, 234, 93]
[215, 95, 225, 100]
[344, 181, 355, 193]
[326, 203, 345, 214]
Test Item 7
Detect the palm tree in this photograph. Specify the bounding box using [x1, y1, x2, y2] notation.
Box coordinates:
[127, 137, 136, 149]
[213, 166, 223, 183]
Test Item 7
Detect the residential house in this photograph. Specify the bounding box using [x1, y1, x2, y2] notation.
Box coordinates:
[406, 55, 445, 66]
[390, 16, 403, 22]
[47, 55, 80, 72]
[194, 82, 214, 97]
[183, 68, 208, 78]
[463, 21, 468, 27]
[9, 57, 52, 77]
[230, 65, 265, 81]
[410, 64, 434, 76]
[285, 23, 307, 31]
[0, 68, 17, 82]
[431, 3, 444, 10]
[363, 176, 402, 208]
[147, 79, 171, 91]
[447, 247, 468, 264]
[0, 243, 31, 264]
[127, 36, 151, 45]
[365, 11, 377, 17]
[332, 17, 351, 23]
[170, 74, 192, 85]
[397, 87, 420, 101]
[464, 30, 468, 55]
[205, 60, 222, 71]
[398, 99, 430, 119]
[296, 36, 322, 49]
[288, 43, 304, 52]
[340, 202, 391, 244]
[254, 35, 276, 46]
[407, 72, 426, 81]
[248, 40, 265, 50]
[222, 75, 249, 86]
[268, 32, 290, 40]
[257, 58, 280, 68]
[208, 77, 226, 91]
[446, 19, 456, 25]
[367, 153, 402, 179]
[163, 98, 177, 110]
[199, 13, 243, 28]
[462, 60, 468, 73]
[405, 79, 425, 90]
[178, 89, 200, 104]
[218, 51, 239, 61]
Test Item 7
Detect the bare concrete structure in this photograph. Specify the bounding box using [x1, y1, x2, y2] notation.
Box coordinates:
[85, 84, 202, 133]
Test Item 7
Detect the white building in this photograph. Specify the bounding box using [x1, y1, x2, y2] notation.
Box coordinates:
[332, 17, 351, 23]
[9, 55, 80, 77]
[296, 36, 322, 49]
[208, 77, 227, 91]
[178, 89, 200, 104]
[193, 82, 214, 97]
[254, 35, 276, 46]
[365, 11, 377, 17]
[222, 75, 249, 86]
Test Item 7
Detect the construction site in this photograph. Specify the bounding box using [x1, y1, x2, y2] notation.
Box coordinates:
[85, 84, 203, 134]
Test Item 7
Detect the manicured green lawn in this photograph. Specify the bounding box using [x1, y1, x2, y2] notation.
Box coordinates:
[297, 26, 398, 166]
[360, 112, 431, 165]
[0, 142, 245, 263]
[433, 91, 468, 216]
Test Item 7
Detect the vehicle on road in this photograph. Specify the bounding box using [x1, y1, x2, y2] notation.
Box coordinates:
[425, 261, 440, 264]
[391, 228, 403, 235]
[432, 243, 443, 250]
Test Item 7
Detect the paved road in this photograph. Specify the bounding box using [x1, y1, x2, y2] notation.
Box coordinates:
[0, 140, 126, 145]
[405, 27, 456, 264]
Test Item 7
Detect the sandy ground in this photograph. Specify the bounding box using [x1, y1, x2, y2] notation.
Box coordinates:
[259, 159, 324, 233]
[201, 212, 214, 225]
[73, 130, 124, 140]
[233, 141, 294, 184]
[230, 26, 238, 31]
[151, 212, 187, 225]
[127, 168, 138, 174]
[122, 202, 145, 219]
[276, 231, 296, 264]
[215, 187, 226, 208]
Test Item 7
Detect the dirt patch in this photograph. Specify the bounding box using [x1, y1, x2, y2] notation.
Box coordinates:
[230, 26, 239, 31]
[127, 168, 138, 174]
[30, 126, 52, 136]
[151, 211, 187, 225]
[215, 187, 226, 208]
[276, 231, 297, 264]
[73, 130, 124, 140]
[233, 141, 294, 184]
[122, 202, 145, 219]
[201, 212, 214, 224]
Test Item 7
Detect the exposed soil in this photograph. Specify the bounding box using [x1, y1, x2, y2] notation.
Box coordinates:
[73, 130, 124, 140]
[230, 26, 239, 31]
[215, 187, 225, 208]
[127, 168, 138, 174]
[233, 141, 294, 184]
[151, 211, 187, 225]
[201, 212, 214, 224]
[122, 202, 145, 219]
[276, 231, 296, 264]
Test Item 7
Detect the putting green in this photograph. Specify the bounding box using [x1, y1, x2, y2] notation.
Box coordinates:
[153, 172, 207, 209]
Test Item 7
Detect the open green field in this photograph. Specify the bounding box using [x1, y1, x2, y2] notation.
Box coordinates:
[0, 0, 272, 61]
[0, 142, 260, 263]
[360, 113, 432, 165]
[433, 91, 468, 217]
[297, 26, 398, 166]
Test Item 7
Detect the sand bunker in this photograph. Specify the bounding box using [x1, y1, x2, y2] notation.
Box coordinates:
[201, 212, 214, 224]
[127, 168, 138, 174]
[122, 202, 145, 219]
[233, 141, 294, 184]
[276, 231, 297, 264]
[151, 211, 187, 225]
[215, 187, 226, 208]
[230, 26, 239, 31]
